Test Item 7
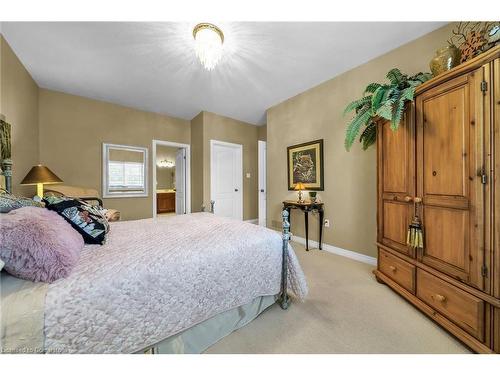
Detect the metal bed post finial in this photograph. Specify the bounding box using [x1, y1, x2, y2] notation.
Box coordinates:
[278, 209, 290, 309]
[210, 200, 215, 214]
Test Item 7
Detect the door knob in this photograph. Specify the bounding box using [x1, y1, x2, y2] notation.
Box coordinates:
[404, 196, 413, 202]
[235, 188, 239, 192]
[260, 189, 264, 193]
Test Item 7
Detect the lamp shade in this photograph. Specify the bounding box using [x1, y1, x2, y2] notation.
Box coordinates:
[294, 182, 306, 191]
[20, 165, 63, 185]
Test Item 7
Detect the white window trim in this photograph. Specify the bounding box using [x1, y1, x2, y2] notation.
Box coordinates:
[102, 143, 149, 198]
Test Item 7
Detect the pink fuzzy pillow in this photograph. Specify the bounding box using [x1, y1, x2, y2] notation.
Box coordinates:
[0, 206, 84, 283]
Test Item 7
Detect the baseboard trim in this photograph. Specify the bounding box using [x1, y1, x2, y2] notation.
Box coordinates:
[290, 234, 377, 266]
[244, 219, 258, 224]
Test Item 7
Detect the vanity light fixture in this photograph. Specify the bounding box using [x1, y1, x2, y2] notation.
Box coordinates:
[157, 160, 175, 168]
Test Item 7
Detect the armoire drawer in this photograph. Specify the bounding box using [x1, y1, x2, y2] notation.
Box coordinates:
[379, 249, 415, 293]
[416, 269, 485, 341]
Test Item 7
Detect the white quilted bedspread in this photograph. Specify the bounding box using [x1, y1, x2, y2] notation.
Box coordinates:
[44, 213, 308, 353]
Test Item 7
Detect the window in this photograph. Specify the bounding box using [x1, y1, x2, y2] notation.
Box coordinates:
[108, 161, 144, 192]
[103, 143, 148, 198]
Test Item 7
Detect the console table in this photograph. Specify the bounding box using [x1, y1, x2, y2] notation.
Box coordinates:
[282, 200, 324, 251]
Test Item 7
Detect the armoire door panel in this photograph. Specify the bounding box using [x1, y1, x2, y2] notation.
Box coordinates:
[416, 70, 486, 290]
[422, 86, 468, 197]
[423, 206, 469, 272]
[382, 201, 411, 252]
[382, 118, 409, 193]
[377, 107, 415, 257]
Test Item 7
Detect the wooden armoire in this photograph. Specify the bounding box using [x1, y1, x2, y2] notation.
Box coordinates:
[374, 46, 500, 353]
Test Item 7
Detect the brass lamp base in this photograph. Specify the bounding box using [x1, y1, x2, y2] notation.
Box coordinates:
[297, 190, 303, 203]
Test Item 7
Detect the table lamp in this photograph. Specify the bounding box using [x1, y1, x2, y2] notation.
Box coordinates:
[20, 165, 63, 199]
[294, 182, 306, 203]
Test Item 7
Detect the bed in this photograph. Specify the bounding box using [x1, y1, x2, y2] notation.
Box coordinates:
[0, 119, 307, 353]
[2, 213, 307, 353]
[1, 209, 307, 354]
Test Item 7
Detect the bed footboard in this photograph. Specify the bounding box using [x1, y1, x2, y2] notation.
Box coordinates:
[278, 209, 290, 309]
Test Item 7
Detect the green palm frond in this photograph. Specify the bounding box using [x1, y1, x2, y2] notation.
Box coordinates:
[364, 82, 382, 94]
[345, 107, 372, 151]
[401, 86, 415, 101]
[343, 67, 432, 151]
[370, 86, 386, 113]
[360, 122, 377, 150]
[386, 68, 404, 85]
[410, 72, 433, 83]
[343, 96, 371, 116]
[391, 96, 406, 130]
[376, 99, 395, 120]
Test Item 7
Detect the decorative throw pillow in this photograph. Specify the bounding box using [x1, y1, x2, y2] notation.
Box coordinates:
[43, 196, 109, 245]
[0, 191, 44, 213]
[0, 206, 83, 283]
[101, 208, 121, 222]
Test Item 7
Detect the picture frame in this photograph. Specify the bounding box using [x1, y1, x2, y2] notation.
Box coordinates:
[287, 139, 324, 191]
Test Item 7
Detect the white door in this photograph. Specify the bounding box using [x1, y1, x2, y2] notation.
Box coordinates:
[175, 148, 186, 214]
[258, 140, 267, 226]
[211, 141, 243, 220]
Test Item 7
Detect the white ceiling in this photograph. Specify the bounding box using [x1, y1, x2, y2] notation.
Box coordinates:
[1, 22, 446, 125]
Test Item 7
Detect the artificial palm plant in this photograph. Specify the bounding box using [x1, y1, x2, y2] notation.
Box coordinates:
[344, 68, 432, 151]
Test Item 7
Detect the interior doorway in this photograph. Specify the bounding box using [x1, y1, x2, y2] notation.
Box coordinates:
[210, 140, 243, 220]
[152, 140, 191, 218]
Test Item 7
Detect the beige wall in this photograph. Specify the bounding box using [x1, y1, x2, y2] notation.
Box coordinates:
[266, 23, 455, 258]
[38, 89, 190, 220]
[189, 111, 260, 219]
[258, 125, 267, 141]
[0, 36, 39, 196]
[190, 111, 204, 212]
[203, 111, 260, 220]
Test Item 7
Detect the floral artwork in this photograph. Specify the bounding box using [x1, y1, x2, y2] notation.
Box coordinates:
[287, 139, 324, 191]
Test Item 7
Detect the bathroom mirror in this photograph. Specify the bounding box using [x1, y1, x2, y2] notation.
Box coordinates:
[102, 143, 148, 198]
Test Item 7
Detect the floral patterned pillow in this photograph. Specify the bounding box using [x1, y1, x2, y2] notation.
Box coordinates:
[0, 190, 44, 213]
[43, 196, 109, 245]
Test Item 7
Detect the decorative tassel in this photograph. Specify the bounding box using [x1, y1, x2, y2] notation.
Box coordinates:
[407, 216, 424, 249]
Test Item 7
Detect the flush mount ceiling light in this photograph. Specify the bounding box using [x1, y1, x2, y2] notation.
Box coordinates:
[193, 23, 224, 71]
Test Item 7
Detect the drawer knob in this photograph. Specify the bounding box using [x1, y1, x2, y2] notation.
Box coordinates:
[389, 265, 397, 272]
[433, 294, 446, 302]
[404, 196, 413, 202]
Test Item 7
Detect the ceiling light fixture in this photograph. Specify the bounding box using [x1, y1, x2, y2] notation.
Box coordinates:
[157, 160, 175, 168]
[193, 23, 224, 71]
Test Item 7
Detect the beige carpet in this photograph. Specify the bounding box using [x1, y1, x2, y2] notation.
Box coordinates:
[206, 242, 471, 354]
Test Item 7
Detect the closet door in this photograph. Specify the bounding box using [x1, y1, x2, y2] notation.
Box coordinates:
[377, 106, 415, 257]
[416, 68, 487, 290]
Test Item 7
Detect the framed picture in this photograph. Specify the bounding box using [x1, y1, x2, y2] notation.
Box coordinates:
[287, 139, 324, 191]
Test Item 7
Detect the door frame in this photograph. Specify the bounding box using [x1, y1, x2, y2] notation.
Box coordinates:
[210, 139, 243, 220]
[258, 140, 267, 226]
[152, 139, 191, 218]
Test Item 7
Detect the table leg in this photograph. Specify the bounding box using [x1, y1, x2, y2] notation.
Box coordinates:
[304, 210, 309, 251]
[319, 208, 324, 250]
